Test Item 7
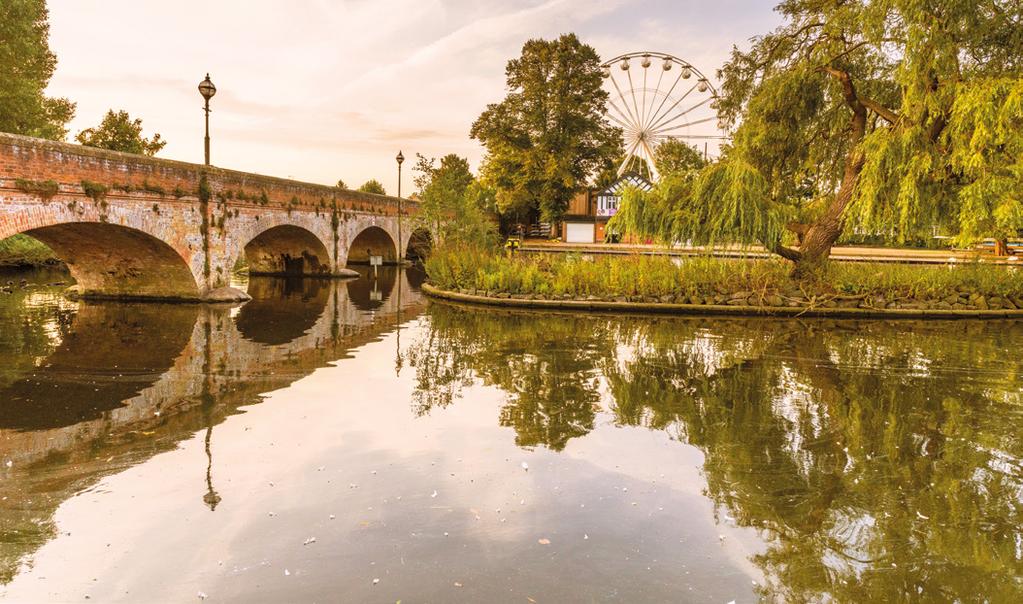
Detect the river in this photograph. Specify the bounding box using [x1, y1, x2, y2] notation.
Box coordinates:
[0, 267, 1020, 602]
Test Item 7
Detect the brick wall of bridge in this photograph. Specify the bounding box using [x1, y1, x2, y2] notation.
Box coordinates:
[0, 133, 422, 300]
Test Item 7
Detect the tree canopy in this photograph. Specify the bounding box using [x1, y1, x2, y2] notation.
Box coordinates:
[75, 110, 166, 156]
[615, 0, 1023, 274]
[357, 179, 386, 195]
[471, 33, 622, 224]
[413, 153, 495, 245]
[0, 0, 75, 140]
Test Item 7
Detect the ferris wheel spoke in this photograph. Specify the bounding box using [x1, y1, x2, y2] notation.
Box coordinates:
[640, 63, 649, 132]
[645, 67, 666, 133]
[605, 107, 635, 132]
[653, 115, 719, 135]
[648, 95, 715, 133]
[643, 82, 700, 134]
[607, 98, 640, 131]
[644, 68, 687, 132]
[618, 137, 643, 176]
[608, 74, 643, 130]
[625, 67, 643, 136]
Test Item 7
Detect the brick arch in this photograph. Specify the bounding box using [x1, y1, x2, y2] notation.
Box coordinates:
[347, 225, 399, 265]
[404, 227, 432, 261]
[229, 214, 338, 278]
[23, 221, 201, 300]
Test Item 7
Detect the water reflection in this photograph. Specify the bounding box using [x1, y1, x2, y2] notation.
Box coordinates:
[409, 304, 1023, 601]
[0, 269, 424, 585]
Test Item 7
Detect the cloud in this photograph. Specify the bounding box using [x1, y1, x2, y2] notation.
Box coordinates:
[44, 0, 780, 186]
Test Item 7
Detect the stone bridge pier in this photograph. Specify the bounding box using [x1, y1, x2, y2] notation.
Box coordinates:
[0, 133, 429, 302]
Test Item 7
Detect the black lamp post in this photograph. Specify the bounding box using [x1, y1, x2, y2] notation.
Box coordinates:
[396, 150, 404, 263]
[198, 74, 217, 166]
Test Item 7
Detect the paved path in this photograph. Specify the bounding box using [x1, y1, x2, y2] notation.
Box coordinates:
[519, 241, 1022, 266]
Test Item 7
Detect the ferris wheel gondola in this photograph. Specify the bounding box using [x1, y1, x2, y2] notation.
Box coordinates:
[601, 52, 727, 180]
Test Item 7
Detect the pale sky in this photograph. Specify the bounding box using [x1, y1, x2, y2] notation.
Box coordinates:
[46, 0, 781, 192]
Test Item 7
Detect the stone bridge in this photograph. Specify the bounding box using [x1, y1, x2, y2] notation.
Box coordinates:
[0, 133, 430, 301]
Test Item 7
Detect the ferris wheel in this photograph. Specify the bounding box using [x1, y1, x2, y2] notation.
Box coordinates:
[601, 52, 726, 180]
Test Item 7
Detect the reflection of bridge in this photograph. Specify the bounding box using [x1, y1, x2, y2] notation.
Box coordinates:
[0, 270, 424, 583]
[0, 133, 430, 301]
[0, 269, 424, 465]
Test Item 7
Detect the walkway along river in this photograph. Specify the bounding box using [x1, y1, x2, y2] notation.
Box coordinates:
[1, 267, 1021, 602]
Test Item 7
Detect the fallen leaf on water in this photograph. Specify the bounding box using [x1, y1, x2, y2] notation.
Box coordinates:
[538, 538, 551, 545]
[454, 582, 463, 588]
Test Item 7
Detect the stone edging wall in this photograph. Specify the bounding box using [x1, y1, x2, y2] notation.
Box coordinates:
[421, 284, 1023, 320]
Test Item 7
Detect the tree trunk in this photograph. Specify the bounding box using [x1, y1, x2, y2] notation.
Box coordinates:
[786, 66, 869, 279]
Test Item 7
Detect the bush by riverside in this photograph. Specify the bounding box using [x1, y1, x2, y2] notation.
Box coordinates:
[0, 235, 59, 268]
[425, 243, 1023, 310]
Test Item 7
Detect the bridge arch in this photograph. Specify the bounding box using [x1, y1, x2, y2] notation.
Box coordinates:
[14, 222, 201, 301]
[404, 227, 432, 262]
[241, 224, 333, 277]
[347, 225, 398, 265]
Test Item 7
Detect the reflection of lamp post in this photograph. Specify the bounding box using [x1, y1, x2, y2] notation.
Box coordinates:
[396, 151, 404, 264]
[202, 425, 222, 511]
[198, 74, 217, 166]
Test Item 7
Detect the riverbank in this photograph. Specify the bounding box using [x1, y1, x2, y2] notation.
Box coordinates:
[0, 235, 59, 269]
[424, 245, 1023, 318]
[520, 240, 1021, 265]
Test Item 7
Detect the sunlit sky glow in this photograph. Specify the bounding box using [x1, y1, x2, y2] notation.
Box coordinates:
[47, 0, 780, 191]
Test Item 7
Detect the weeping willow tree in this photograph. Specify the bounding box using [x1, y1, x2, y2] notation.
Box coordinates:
[613, 0, 1023, 275]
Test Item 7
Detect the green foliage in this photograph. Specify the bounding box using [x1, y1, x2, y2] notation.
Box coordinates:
[652, 139, 707, 178]
[336, 179, 347, 189]
[358, 179, 386, 195]
[80, 180, 107, 202]
[426, 244, 1023, 301]
[0, 234, 57, 266]
[75, 109, 166, 156]
[946, 78, 1023, 244]
[413, 153, 496, 246]
[615, 1, 1023, 268]
[0, 0, 75, 140]
[14, 178, 58, 200]
[471, 33, 622, 223]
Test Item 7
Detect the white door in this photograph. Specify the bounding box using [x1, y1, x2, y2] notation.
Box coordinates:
[565, 222, 595, 243]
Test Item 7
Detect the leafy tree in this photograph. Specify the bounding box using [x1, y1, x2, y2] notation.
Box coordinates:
[75, 110, 166, 156]
[358, 179, 386, 195]
[944, 80, 1023, 254]
[0, 0, 75, 140]
[336, 179, 347, 189]
[414, 153, 496, 246]
[471, 33, 622, 224]
[615, 1, 1023, 274]
[653, 139, 707, 178]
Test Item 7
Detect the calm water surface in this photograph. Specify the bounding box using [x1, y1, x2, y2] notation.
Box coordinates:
[0, 267, 1021, 603]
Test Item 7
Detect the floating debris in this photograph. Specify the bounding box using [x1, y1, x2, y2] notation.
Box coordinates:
[303, 537, 316, 546]
[521, 462, 529, 471]
[284, 569, 290, 576]
[538, 538, 551, 545]
[372, 578, 380, 586]
[431, 490, 438, 498]
[329, 514, 336, 520]
[198, 592, 208, 600]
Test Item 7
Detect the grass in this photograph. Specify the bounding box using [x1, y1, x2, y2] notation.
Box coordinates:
[0, 235, 59, 268]
[425, 242, 1023, 302]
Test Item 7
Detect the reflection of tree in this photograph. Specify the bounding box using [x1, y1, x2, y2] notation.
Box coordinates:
[407, 306, 603, 450]
[608, 319, 1023, 603]
[410, 304, 1023, 600]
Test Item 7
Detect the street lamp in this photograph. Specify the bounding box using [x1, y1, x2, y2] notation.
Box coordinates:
[396, 150, 404, 263]
[198, 74, 217, 166]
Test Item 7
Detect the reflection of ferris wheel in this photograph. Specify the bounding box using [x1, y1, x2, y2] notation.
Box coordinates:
[601, 52, 725, 180]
